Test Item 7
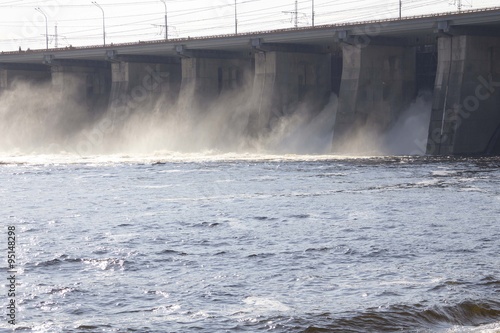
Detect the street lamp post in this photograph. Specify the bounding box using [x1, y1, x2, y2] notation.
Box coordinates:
[160, 0, 168, 40]
[312, 0, 314, 27]
[35, 7, 48, 50]
[294, 0, 298, 28]
[92, 1, 106, 46]
[234, 0, 238, 35]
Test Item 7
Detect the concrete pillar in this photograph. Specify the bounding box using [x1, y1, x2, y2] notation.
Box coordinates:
[51, 64, 110, 112]
[110, 61, 181, 109]
[333, 44, 416, 149]
[0, 70, 6, 94]
[251, 51, 331, 130]
[426, 35, 500, 155]
[178, 57, 252, 109]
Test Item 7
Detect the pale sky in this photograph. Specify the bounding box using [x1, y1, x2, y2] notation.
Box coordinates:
[0, 0, 498, 52]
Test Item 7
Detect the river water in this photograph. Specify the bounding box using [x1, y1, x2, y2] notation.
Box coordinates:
[1, 153, 500, 332]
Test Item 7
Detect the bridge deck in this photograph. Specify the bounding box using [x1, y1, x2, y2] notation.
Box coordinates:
[1, 7, 500, 64]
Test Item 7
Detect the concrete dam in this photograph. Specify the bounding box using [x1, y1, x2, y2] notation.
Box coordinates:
[1, 7, 500, 155]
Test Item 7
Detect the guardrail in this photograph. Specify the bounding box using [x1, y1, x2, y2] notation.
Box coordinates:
[1, 6, 499, 56]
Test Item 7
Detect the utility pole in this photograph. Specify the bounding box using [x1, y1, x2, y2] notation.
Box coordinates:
[35, 7, 48, 50]
[294, 0, 298, 28]
[283, 0, 304, 28]
[92, 1, 106, 46]
[452, 0, 472, 12]
[54, 24, 58, 48]
[160, 0, 168, 40]
[312, 0, 315, 27]
[235, 0, 238, 34]
[399, 0, 402, 19]
[450, 0, 463, 11]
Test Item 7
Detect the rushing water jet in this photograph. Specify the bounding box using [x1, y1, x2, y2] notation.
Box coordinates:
[0, 75, 435, 157]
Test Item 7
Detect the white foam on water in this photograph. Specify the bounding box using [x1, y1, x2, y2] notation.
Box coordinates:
[431, 170, 458, 177]
[226, 217, 251, 231]
[444, 321, 500, 333]
[0, 151, 377, 165]
[415, 179, 442, 186]
[242, 297, 292, 313]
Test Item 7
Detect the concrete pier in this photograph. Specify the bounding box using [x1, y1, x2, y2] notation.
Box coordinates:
[333, 44, 416, 150]
[177, 51, 253, 110]
[107, 54, 181, 112]
[427, 35, 500, 155]
[252, 51, 331, 130]
[48, 60, 111, 113]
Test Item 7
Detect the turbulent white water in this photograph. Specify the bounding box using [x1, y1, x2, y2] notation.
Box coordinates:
[0, 75, 434, 156]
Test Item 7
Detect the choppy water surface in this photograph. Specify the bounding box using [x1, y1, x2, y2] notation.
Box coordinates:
[1, 154, 500, 332]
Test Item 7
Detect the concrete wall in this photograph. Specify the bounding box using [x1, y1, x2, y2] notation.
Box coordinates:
[427, 35, 500, 155]
[251, 51, 331, 130]
[0, 67, 50, 94]
[333, 44, 416, 149]
[51, 64, 111, 113]
[178, 57, 253, 110]
[110, 61, 181, 108]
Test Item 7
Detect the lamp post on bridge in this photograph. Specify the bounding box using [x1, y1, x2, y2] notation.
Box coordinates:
[35, 7, 48, 50]
[160, 0, 168, 40]
[92, 1, 106, 47]
[234, 0, 238, 35]
[312, 0, 314, 27]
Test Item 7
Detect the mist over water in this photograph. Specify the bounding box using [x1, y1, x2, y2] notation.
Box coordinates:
[383, 91, 433, 155]
[331, 91, 433, 156]
[0, 78, 432, 157]
[0, 80, 92, 153]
